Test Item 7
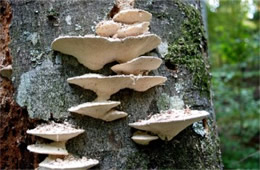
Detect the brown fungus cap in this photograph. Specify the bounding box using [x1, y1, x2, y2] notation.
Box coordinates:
[111, 56, 162, 75]
[113, 9, 152, 24]
[26, 122, 84, 141]
[27, 141, 68, 155]
[67, 74, 167, 101]
[129, 110, 209, 141]
[39, 154, 99, 170]
[51, 34, 161, 70]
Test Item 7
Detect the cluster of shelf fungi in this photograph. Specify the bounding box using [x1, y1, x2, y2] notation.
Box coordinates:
[26, 0, 209, 169]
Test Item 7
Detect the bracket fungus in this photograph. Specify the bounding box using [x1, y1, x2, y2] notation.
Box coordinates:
[96, 21, 149, 38]
[113, 9, 152, 24]
[39, 155, 99, 170]
[27, 141, 68, 155]
[26, 122, 84, 141]
[68, 101, 127, 121]
[129, 109, 210, 141]
[115, 22, 150, 38]
[96, 20, 121, 37]
[111, 56, 162, 75]
[67, 73, 167, 101]
[25, 0, 177, 168]
[131, 131, 159, 145]
[102, 110, 128, 121]
[68, 101, 120, 115]
[26, 122, 97, 169]
[51, 34, 161, 70]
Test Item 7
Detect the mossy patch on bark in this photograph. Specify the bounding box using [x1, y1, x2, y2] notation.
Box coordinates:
[165, 0, 210, 95]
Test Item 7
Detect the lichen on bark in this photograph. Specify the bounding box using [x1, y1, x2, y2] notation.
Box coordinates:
[0, 0, 42, 169]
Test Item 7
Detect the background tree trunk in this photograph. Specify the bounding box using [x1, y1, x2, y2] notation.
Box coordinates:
[1, 0, 223, 169]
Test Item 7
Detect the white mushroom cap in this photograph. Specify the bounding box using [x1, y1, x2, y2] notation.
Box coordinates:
[116, 22, 150, 38]
[27, 122, 85, 141]
[113, 9, 152, 24]
[95, 20, 121, 37]
[67, 74, 167, 101]
[129, 110, 210, 141]
[68, 101, 120, 116]
[51, 34, 161, 70]
[68, 101, 127, 121]
[131, 132, 158, 145]
[102, 110, 128, 121]
[39, 155, 99, 170]
[111, 56, 162, 75]
[27, 141, 68, 155]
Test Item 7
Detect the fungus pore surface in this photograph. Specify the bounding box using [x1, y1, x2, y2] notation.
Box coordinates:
[131, 131, 159, 145]
[51, 34, 161, 70]
[68, 101, 127, 121]
[27, 141, 68, 155]
[26, 122, 84, 141]
[129, 109, 209, 141]
[111, 56, 162, 75]
[67, 74, 167, 101]
[39, 155, 99, 170]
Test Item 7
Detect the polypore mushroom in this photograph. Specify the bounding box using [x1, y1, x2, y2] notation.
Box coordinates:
[96, 20, 149, 38]
[115, 22, 150, 38]
[67, 73, 167, 101]
[95, 20, 121, 37]
[113, 9, 152, 24]
[51, 34, 161, 70]
[129, 109, 209, 141]
[102, 110, 128, 121]
[27, 122, 84, 141]
[131, 131, 158, 145]
[68, 101, 127, 121]
[0, 65, 12, 79]
[27, 141, 68, 155]
[39, 155, 99, 170]
[69, 101, 120, 115]
[111, 56, 162, 75]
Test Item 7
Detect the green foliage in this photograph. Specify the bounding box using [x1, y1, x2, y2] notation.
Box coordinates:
[207, 0, 260, 169]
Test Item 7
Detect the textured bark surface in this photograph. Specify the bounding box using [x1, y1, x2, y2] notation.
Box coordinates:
[0, 0, 41, 169]
[4, 0, 223, 169]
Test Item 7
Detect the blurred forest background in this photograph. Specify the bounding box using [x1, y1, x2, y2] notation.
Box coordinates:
[206, 0, 259, 168]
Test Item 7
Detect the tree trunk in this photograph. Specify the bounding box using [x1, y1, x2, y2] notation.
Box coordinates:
[1, 0, 222, 169]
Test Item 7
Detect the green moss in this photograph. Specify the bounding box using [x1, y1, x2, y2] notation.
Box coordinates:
[165, 0, 210, 95]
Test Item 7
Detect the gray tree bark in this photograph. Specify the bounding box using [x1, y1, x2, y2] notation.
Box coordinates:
[9, 0, 222, 169]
